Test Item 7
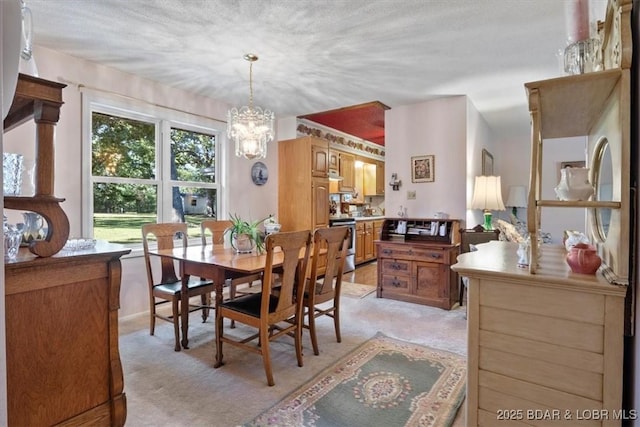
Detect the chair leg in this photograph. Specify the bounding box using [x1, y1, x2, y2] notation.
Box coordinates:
[333, 302, 341, 344]
[295, 317, 304, 367]
[150, 299, 156, 336]
[308, 306, 320, 356]
[215, 310, 224, 367]
[259, 326, 274, 386]
[459, 278, 465, 306]
[172, 298, 181, 352]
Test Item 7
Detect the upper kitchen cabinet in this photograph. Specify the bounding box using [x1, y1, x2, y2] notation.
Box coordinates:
[375, 160, 385, 195]
[279, 136, 330, 232]
[311, 139, 330, 178]
[338, 151, 356, 193]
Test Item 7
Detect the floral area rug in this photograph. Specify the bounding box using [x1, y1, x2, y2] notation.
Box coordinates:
[243, 333, 466, 427]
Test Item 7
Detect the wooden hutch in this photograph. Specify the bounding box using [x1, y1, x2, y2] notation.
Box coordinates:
[452, 1, 632, 424]
[3, 74, 130, 426]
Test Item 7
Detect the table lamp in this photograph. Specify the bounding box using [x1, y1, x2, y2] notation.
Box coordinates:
[505, 185, 527, 219]
[471, 176, 505, 230]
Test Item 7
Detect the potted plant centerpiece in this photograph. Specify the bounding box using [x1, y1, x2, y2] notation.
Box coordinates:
[226, 213, 268, 254]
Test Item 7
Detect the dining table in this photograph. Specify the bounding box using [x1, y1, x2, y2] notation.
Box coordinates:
[147, 244, 289, 366]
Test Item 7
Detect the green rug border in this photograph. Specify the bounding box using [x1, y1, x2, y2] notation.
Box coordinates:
[244, 331, 466, 426]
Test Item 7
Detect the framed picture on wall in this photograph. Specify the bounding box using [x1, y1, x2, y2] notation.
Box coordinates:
[411, 155, 434, 183]
[482, 149, 494, 175]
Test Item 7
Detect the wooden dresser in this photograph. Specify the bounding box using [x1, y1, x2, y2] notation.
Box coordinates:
[5, 243, 130, 426]
[375, 218, 460, 309]
[452, 241, 626, 426]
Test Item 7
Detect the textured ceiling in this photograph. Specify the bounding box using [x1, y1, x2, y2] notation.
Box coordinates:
[25, 0, 607, 143]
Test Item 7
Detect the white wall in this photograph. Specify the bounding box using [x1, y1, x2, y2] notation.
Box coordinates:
[385, 97, 468, 222]
[466, 98, 498, 228]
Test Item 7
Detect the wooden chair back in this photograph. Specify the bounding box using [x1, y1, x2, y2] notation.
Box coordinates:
[142, 222, 188, 286]
[200, 219, 233, 246]
[459, 226, 500, 254]
[308, 227, 350, 298]
[262, 230, 312, 323]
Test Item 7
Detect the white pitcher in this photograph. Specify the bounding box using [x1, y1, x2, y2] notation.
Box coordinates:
[554, 167, 594, 201]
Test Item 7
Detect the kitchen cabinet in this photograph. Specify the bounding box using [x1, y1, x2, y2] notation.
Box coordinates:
[363, 220, 374, 260]
[373, 219, 384, 258]
[278, 136, 330, 232]
[376, 218, 460, 309]
[338, 151, 356, 193]
[375, 160, 385, 195]
[355, 222, 365, 264]
[354, 219, 378, 264]
[311, 140, 330, 178]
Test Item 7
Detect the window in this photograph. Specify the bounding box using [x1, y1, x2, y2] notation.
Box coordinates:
[83, 93, 222, 246]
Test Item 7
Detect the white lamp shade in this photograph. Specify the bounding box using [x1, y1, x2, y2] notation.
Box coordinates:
[470, 176, 505, 211]
[505, 185, 528, 208]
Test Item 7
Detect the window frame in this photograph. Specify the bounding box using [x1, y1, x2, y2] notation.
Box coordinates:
[81, 90, 225, 250]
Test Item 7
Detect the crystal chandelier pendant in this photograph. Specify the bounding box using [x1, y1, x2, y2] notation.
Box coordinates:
[227, 54, 275, 160]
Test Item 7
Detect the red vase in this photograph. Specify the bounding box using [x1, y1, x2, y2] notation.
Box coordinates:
[566, 243, 601, 275]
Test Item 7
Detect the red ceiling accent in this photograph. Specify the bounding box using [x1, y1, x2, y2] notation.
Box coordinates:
[298, 101, 389, 146]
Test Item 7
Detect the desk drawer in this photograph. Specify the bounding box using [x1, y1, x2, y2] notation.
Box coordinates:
[380, 275, 411, 294]
[378, 246, 449, 264]
[379, 258, 411, 275]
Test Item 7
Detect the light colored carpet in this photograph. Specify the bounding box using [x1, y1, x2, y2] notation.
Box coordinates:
[119, 295, 467, 426]
[244, 333, 466, 426]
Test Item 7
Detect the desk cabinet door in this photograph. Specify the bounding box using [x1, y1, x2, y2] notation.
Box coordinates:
[414, 261, 447, 301]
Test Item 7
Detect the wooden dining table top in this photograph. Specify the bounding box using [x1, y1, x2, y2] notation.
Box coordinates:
[149, 244, 286, 274]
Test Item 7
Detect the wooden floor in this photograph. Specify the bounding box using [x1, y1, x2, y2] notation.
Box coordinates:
[342, 261, 377, 285]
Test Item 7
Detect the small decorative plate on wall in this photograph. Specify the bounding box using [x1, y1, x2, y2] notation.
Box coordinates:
[251, 161, 268, 186]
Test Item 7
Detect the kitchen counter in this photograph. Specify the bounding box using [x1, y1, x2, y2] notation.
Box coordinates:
[354, 216, 385, 221]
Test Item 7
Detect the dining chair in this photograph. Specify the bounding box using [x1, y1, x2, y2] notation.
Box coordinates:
[215, 229, 312, 386]
[303, 226, 350, 355]
[200, 219, 262, 299]
[142, 222, 214, 351]
[458, 225, 500, 306]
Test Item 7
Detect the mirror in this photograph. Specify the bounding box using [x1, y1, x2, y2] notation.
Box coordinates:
[591, 137, 612, 241]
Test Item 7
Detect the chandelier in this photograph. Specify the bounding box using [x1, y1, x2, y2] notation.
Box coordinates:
[227, 54, 275, 160]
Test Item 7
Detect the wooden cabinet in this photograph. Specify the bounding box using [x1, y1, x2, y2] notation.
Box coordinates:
[373, 219, 384, 258]
[375, 160, 385, 195]
[311, 139, 330, 178]
[355, 222, 365, 264]
[6, 244, 130, 426]
[376, 218, 461, 309]
[524, 0, 631, 287]
[452, 242, 625, 426]
[354, 219, 379, 264]
[278, 136, 330, 232]
[363, 220, 374, 260]
[338, 151, 356, 193]
[3, 74, 131, 426]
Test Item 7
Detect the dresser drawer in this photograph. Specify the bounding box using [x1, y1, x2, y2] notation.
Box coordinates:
[380, 274, 411, 294]
[379, 258, 411, 275]
[378, 245, 449, 264]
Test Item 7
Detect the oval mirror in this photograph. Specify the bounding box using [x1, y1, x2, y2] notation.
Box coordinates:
[591, 138, 613, 241]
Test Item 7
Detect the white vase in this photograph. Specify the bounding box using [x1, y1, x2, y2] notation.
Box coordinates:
[554, 167, 594, 201]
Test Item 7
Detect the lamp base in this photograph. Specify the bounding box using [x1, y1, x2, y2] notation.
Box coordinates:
[483, 211, 493, 231]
